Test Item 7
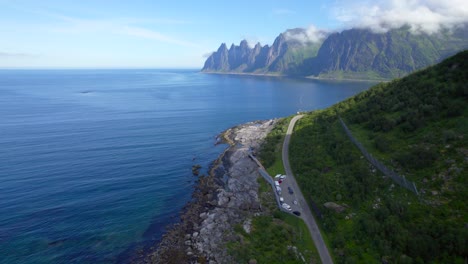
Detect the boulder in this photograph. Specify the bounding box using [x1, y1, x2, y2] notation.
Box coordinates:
[323, 202, 346, 213]
[243, 219, 252, 234]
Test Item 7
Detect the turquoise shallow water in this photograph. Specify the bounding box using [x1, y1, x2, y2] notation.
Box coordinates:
[0, 69, 375, 263]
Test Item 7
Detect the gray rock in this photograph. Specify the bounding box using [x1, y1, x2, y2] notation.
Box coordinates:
[196, 242, 204, 252]
[162, 120, 276, 264]
[324, 202, 346, 213]
[243, 219, 252, 234]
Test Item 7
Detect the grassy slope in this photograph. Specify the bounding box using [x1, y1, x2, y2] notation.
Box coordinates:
[227, 117, 320, 264]
[275, 51, 467, 263]
[227, 179, 320, 264]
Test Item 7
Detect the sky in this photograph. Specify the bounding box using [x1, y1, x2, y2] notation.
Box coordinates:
[1, 0, 467, 68]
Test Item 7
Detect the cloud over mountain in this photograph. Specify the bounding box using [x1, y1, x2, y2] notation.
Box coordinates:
[284, 25, 328, 44]
[334, 0, 468, 33]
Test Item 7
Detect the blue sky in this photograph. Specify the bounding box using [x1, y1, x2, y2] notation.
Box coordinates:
[1, 0, 466, 68]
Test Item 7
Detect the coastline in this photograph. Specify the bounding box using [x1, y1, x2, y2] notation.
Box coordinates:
[201, 71, 285, 77]
[137, 119, 277, 263]
[202, 70, 388, 82]
[306, 75, 389, 82]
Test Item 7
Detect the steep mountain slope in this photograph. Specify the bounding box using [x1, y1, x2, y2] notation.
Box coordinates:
[281, 51, 467, 263]
[202, 28, 324, 75]
[203, 26, 468, 80]
[312, 26, 468, 79]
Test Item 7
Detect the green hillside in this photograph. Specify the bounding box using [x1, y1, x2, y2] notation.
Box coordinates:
[261, 51, 468, 263]
[311, 27, 468, 80]
[203, 27, 468, 80]
[272, 42, 322, 76]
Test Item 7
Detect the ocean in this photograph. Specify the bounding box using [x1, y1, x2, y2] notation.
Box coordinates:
[0, 69, 376, 263]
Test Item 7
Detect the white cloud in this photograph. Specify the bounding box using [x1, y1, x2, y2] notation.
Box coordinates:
[284, 25, 328, 44]
[240, 36, 269, 48]
[18, 9, 196, 47]
[272, 8, 295, 15]
[120, 26, 197, 47]
[48, 16, 196, 47]
[333, 0, 468, 34]
[0, 52, 36, 57]
[202, 52, 213, 58]
[130, 18, 192, 25]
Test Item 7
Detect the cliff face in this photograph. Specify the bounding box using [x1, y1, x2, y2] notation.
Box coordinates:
[202, 26, 468, 80]
[203, 43, 229, 71]
[311, 27, 468, 79]
[202, 28, 324, 75]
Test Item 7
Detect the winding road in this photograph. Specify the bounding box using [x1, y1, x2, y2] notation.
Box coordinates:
[282, 115, 334, 264]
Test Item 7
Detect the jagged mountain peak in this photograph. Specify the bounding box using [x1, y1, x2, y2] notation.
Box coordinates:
[239, 40, 249, 48]
[217, 43, 228, 52]
[202, 26, 468, 79]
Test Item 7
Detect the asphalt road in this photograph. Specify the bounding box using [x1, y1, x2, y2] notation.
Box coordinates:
[282, 115, 334, 264]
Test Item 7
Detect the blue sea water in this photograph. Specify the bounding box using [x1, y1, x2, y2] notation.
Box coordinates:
[0, 69, 376, 263]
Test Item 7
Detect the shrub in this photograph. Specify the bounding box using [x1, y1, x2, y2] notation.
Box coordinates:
[374, 135, 391, 152]
[396, 145, 439, 170]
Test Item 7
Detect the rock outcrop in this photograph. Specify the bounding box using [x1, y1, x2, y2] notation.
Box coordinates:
[202, 26, 468, 80]
[323, 202, 346, 213]
[140, 120, 276, 264]
[202, 28, 323, 75]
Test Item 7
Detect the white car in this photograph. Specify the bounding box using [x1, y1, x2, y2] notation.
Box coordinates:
[276, 186, 282, 192]
[279, 197, 284, 203]
[274, 181, 280, 187]
[275, 174, 281, 179]
[282, 203, 292, 210]
[280, 175, 287, 180]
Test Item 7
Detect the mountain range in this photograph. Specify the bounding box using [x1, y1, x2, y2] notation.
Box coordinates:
[202, 26, 468, 80]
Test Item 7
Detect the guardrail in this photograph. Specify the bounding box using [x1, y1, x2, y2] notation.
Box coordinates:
[338, 117, 419, 195]
[248, 153, 292, 214]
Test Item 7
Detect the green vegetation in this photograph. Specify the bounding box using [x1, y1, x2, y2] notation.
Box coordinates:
[226, 117, 322, 264]
[312, 27, 468, 80]
[204, 26, 468, 80]
[227, 212, 320, 264]
[278, 43, 322, 76]
[229, 174, 320, 264]
[315, 70, 393, 81]
[258, 117, 291, 176]
[265, 51, 468, 263]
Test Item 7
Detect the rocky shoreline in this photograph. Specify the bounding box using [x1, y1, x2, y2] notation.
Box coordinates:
[138, 119, 277, 264]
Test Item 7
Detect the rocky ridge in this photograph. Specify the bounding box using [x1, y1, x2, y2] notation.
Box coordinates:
[202, 26, 468, 80]
[140, 120, 276, 264]
[202, 28, 323, 75]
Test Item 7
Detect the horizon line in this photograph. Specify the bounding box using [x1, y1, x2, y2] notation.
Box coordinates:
[0, 67, 202, 70]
